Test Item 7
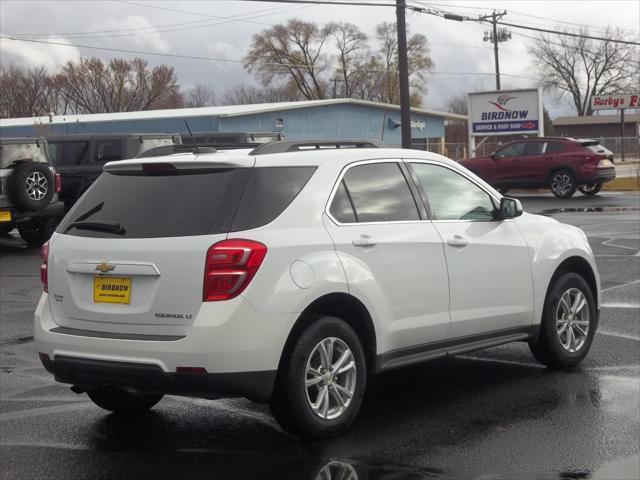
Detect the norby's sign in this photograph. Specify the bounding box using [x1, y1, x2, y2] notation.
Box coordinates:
[591, 94, 639, 110]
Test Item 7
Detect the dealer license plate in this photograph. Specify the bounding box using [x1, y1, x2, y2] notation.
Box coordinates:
[94, 276, 132, 304]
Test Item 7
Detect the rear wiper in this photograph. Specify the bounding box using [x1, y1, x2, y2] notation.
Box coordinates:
[63, 220, 126, 235]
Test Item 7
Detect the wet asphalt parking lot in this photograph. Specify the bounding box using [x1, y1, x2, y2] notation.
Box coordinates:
[1, 191, 639, 480]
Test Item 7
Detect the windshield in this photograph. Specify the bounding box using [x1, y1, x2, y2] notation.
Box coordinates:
[0, 142, 50, 168]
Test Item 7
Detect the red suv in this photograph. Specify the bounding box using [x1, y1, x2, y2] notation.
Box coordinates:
[460, 137, 616, 198]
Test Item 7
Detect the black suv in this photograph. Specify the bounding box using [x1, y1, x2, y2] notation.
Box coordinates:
[46, 133, 180, 209]
[0, 138, 64, 246]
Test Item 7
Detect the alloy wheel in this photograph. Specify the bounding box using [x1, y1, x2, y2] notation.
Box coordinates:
[25, 171, 48, 201]
[305, 337, 357, 420]
[551, 173, 573, 197]
[556, 287, 590, 353]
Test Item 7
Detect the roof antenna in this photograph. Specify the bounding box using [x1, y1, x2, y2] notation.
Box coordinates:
[183, 120, 200, 154]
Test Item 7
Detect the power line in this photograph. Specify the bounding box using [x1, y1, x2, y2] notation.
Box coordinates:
[0, 35, 538, 80]
[3, 3, 309, 39]
[495, 21, 640, 46]
[409, 1, 639, 45]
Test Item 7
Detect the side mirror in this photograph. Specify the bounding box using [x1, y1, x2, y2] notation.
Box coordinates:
[499, 197, 523, 219]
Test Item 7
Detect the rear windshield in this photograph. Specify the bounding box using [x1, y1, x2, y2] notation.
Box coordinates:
[57, 166, 316, 238]
[0, 142, 49, 168]
[583, 143, 613, 156]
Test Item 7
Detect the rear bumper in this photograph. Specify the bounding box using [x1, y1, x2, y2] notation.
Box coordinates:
[35, 294, 298, 402]
[578, 168, 616, 185]
[1, 201, 65, 224]
[40, 354, 276, 402]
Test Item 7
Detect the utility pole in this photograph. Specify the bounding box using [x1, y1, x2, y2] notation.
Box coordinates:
[396, 0, 412, 149]
[481, 10, 510, 91]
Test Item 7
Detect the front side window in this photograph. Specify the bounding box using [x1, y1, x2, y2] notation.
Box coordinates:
[337, 162, 420, 223]
[48, 141, 90, 166]
[410, 163, 496, 221]
[497, 142, 526, 158]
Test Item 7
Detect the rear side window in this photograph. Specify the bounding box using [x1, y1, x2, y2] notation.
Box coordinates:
[230, 167, 316, 232]
[48, 141, 89, 166]
[546, 142, 566, 154]
[0, 143, 49, 168]
[339, 162, 420, 223]
[94, 139, 127, 163]
[58, 169, 249, 238]
[329, 181, 357, 223]
[523, 142, 545, 156]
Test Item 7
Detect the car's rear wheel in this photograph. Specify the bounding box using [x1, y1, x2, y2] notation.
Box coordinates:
[578, 183, 603, 196]
[549, 170, 576, 199]
[87, 387, 163, 415]
[270, 316, 366, 439]
[529, 272, 597, 368]
[18, 217, 57, 247]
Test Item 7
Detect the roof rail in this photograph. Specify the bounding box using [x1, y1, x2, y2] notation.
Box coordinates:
[250, 139, 384, 155]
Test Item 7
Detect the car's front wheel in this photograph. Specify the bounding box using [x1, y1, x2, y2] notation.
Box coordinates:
[529, 272, 597, 368]
[270, 316, 366, 439]
[87, 387, 163, 415]
[550, 170, 577, 199]
[578, 183, 603, 196]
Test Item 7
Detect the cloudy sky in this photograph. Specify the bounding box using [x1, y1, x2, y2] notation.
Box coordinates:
[1, 0, 638, 118]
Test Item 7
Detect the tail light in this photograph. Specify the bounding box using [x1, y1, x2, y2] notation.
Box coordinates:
[54, 174, 61, 193]
[597, 159, 613, 168]
[203, 239, 267, 301]
[41, 241, 49, 293]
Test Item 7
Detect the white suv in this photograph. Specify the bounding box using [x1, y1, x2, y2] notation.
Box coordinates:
[35, 141, 600, 438]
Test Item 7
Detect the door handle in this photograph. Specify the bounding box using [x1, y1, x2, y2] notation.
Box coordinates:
[352, 234, 378, 247]
[447, 235, 469, 248]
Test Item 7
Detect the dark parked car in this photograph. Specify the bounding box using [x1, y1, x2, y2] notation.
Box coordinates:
[46, 133, 180, 209]
[0, 137, 64, 246]
[460, 137, 617, 198]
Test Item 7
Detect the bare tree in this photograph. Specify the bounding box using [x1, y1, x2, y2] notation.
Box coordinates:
[184, 84, 216, 107]
[372, 22, 433, 106]
[530, 27, 639, 115]
[54, 57, 183, 114]
[243, 19, 433, 106]
[444, 91, 468, 115]
[244, 19, 333, 100]
[327, 22, 369, 98]
[0, 64, 57, 118]
[221, 84, 300, 105]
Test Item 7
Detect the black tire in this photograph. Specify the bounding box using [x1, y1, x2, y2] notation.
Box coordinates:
[87, 388, 163, 415]
[8, 162, 54, 211]
[578, 183, 603, 196]
[549, 170, 577, 199]
[529, 272, 597, 368]
[18, 217, 57, 247]
[270, 316, 367, 439]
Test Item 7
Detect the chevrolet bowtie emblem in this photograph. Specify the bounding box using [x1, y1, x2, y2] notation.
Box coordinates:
[95, 262, 115, 273]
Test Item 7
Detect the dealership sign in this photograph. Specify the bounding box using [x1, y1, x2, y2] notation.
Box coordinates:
[468, 88, 542, 136]
[591, 94, 639, 110]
